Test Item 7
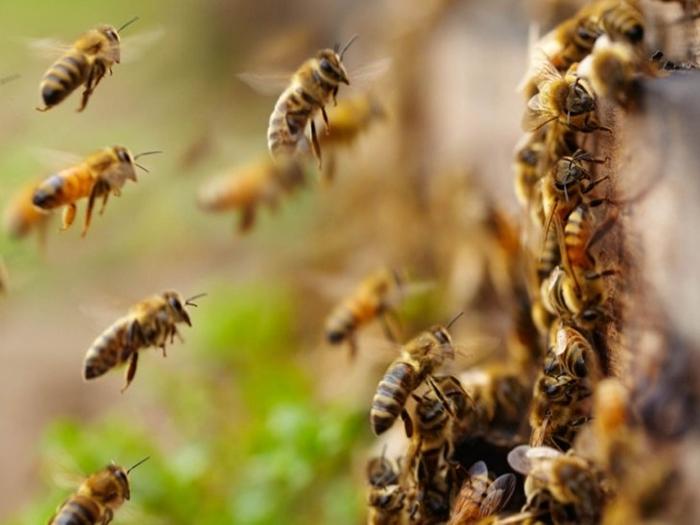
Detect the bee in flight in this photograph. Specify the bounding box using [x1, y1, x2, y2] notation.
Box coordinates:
[31, 146, 160, 237]
[447, 461, 516, 525]
[197, 156, 305, 233]
[325, 268, 403, 358]
[83, 291, 204, 392]
[37, 17, 139, 112]
[48, 457, 148, 525]
[3, 180, 52, 248]
[267, 35, 357, 167]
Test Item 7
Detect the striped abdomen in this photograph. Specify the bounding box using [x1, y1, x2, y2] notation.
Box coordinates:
[371, 360, 419, 435]
[83, 317, 132, 380]
[537, 225, 560, 279]
[50, 495, 100, 525]
[267, 85, 316, 158]
[198, 167, 270, 211]
[325, 295, 379, 344]
[41, 50, 90, 109]
[32, 166, 94, 210]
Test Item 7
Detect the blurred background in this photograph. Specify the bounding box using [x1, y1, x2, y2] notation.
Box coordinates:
[4, 0, 697, 524]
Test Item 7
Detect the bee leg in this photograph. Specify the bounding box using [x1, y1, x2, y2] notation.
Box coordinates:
[102, 508, 114, 524]
[161, 344, 167, 358]
[310, 120, 322, 168]
[401, 408, 414, 438]
[239, 207, 256, 233]
[347, 333, 358, 360]
[78, 69, 95, 112]
[61, 204, 77, 231]
[83, 180, 107, 238]
[121, 352, 139, 393]
[379, 312, 400, 343]
[332, 86, 338, 106]
[321, 152, 336, 184]
[321, 106, 330, 133]
[99, 191, 111, 215]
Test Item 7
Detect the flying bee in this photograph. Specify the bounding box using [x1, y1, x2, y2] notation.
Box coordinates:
[447, 461, 516, 525]
[3, 180, 51, 247]
[266, 36, 357, 167]
[48, 457, 148, 525]
[319, 93, 385, 182]
[83, 291, 204, 392]
[31, 146, 160, 237]
[197, 156, 305, 233]
[578, 35, 639, 105]
[370, 314, 463, 436]
[523, 59, 609, 133]
[366, 453, 405, 525]
[37, 17, 139, 112]
[325, 268, 403, 358]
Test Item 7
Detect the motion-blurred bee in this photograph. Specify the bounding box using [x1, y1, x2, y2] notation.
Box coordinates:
[48, 457, 148, 525]
[32, 146, 159, 237]
[267, 36, 357, 167]
[319, 94, 385, 181]
[367, 453, 405, 525]
[578, 35, 639, 106]
[325, 268, 403, 358]
[37, 17, 139, 112]
[370, 317, 461, 436]
[447, 461, 516, 525]
[523, 60, 608, 133]
[83, 291, 204, 392]
[3, 180, 51, 247]
[197, 156, 305, 233]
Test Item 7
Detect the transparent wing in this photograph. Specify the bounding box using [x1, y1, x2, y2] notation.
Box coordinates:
[25, 37, 73, 60]
[348, 58, 392, 86]
[479, 473, 517, 517]
[120, 27, 165, 64]
[237, 71, 292, 96]
[522, 95, 557, 132]
[31, 148, 83, 172]
[507, 444, 535, 475]
[530, 52, 562, 88]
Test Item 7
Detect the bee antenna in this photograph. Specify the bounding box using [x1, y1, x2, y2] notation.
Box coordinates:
[445, 311, 464, 330]
[339, 34, 359, 59]
[118, 16, 140, 33]
[333, 42, 340, 53]
[127, 456, 150, 474]
[134, 163, 150, 173]
[0, 74, 20, 85]
[134, 150, 163, 159]
[185, 292, 207, 307]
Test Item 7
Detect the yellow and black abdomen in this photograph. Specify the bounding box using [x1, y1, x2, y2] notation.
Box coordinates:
[40, 50, 90, 109]
[371, 360, 419, 435]
[32, 166, 94, 210]
[268, 84, 315, 159]
[50, 495, 101, 525]
[325, 295, 377, 344]
[83, 318, 132, 380]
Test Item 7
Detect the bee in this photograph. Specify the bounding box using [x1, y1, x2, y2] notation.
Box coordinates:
[83, 291, 204, 392]
[318, 94, 385, 181]
[197, 156, 305, 233]
[48, 457, 148, 525]
[534, 10, 604, 73]
[523, 60, 608, 133]
[549, 325, 604, 382]
[31, 146, 159, 238]
[594, 0, 645, 45]
[3, 180, 51, 246]
[367, 453, 405, 525]
[578, 35, 639, 106]
[447, 461, 516, 525]
[370, 315, 462, 436]
[267, 35, 357, 167]
[325, 268, 403, 357]
[513, 132, 547, 213]
[37, 17, 139, 112]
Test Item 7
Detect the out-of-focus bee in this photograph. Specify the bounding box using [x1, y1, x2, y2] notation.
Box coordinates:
[83, 291, 204, 392]
[370, 317, 460, 436]
[318, 94, 385, 181]
[32, 146, 158, 237]
[325, 268, 403, 358]
[447, 460, 516, 525]
[509, 445, 605, 524]
[367, 453, 405, 525]
[578, 35, 639, 106]
[48, 457, 148, 525]
[267, 36, 357, 167]
[408, 461, 453, 525]
[3, 180, 51, 247]
[548, 325, 604, 383]
[523, 60, 608, 133]
[513, 132, 547, 213]
[197, 156, 305, 233]
[593, 0, 645, 45]
[37, 17, 139, 112]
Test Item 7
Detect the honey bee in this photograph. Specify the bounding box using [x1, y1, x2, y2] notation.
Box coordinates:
[578, 35, 639, 105]
[37, 17, 139, 112]
[267, 36, 357, 167]
[325, 268, 403, 357]
[83, 291, 204, 392]
[594, 0, 645, 45]
[549, 325, 604, 383]
[197, 156, 305, 233]
[32, 146, 159, 237]
[447, 461, 516, 525]
[48, 457, 148, 525]
[3, 180, 51, 246]
[513, 132, 547, 213]
[367, 453, 405, 525]
[523, 60, 608, 133]
[319, 94, 385, 181]
[370, 316, 461, 436]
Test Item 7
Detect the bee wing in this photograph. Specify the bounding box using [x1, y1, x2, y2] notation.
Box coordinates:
[506, 444, 536, 475]
[347, 58, 392, 88]
[32, 147, 83, 172]
[119, 27, 166, 64]
[522, 95, 557, 132]
[237, 71, 293, 96]
[25, 37, 72, 59]
[530, 53, 562, 88]
[479, 473, 517, 517]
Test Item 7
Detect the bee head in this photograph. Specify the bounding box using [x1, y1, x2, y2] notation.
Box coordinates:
[317, 49, 349, 85]
[113, 146, 132, 165]
[107, 463, 131, 501]
[164, 291, 192, 326]
[97, 25, 121, 63]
